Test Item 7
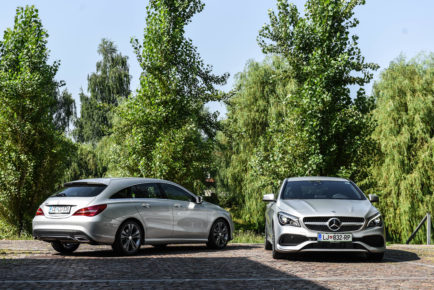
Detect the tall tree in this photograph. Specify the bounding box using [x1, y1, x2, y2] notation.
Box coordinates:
[258, 0, 377, 176]
[369, 54, 434, 243]
[114, 0, 228, 192]
[74, 39, 130, 143]
[0, 6, 74, 234]
[217, 0, 377, 228]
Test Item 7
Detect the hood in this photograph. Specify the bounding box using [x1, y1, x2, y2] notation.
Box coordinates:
[277, 199, 378, 218]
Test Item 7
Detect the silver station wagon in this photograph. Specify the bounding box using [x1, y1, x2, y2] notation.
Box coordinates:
[33, 178, 234, 255]
[263, 177, 386, 260]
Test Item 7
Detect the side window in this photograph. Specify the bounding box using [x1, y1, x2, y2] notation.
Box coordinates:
[132, 183, 163, 199]
[110, 187, 133, 199]
[161, 184, 195, 202]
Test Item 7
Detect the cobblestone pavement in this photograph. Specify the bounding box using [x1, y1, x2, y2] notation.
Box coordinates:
[0, 241, 433, 289]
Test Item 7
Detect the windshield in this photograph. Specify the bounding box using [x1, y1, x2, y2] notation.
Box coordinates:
[51, 184, 107, 197]
[281, 180, 366, 200]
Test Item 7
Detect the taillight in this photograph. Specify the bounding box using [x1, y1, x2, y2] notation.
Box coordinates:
[35, 208, 44, 216]
[73, 204, 107, 217]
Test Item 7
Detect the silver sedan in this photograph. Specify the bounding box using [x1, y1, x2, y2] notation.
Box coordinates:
[263, 177, 385, 260]
[33, 178, 233, 255]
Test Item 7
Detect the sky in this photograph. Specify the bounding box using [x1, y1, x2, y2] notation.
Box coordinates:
[0, 0, 433, 118]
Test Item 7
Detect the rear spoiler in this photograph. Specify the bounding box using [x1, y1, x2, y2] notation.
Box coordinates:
[63, 182, 107, 187]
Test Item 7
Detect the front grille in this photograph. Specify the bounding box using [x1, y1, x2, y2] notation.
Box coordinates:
[304, 216, 365, 223]
[303, 216, 365, 232]
[305, 225, 362, 232]
[303, 243, 366, 250]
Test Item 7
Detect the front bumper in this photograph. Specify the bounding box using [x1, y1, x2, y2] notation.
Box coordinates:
[273, 220, 385, 253]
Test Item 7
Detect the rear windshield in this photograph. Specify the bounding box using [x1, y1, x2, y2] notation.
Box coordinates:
[281, 180, 366, 200]
[51, 184, 107, 197]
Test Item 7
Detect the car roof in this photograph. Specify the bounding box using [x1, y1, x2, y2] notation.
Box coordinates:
[285, 176, 349, 182]
[65, 177, 167, 186]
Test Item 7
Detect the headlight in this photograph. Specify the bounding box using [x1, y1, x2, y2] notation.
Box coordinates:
[367, 213, 383, 228]
[277, 212, 300, 227]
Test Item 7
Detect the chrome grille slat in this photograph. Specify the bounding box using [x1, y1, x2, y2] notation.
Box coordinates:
[303, 216, 365, 232]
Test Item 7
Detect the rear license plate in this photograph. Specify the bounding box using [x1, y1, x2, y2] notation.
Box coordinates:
[49, 206, 71, 214]
[318, 233, 352, 242]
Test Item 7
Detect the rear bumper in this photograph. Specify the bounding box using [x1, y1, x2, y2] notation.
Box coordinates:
[32, 215, 118, 244]
[33, 229, 95, 243]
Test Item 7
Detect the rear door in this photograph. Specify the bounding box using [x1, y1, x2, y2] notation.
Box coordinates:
[159, 183, 209, 239]
[133, 183, 173, 239]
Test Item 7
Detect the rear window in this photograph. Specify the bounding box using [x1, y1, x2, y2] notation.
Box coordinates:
[51, 184, 107, 197]
[281, 180, 366, 200]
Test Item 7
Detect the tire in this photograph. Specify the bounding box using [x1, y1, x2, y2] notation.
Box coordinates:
[264, 225, 272, 250]
[207, 219, 230, 249]
[367, 252, 384, 261]
[272, 225, 285, 259]
[112, 220, 143, 256]
[51, 241, 80, 254]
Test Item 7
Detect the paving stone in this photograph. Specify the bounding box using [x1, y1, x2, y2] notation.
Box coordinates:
[0, 241, 433, 289]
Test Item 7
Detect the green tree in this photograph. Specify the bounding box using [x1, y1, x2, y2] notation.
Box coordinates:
[369, 54, 434, 243]
[74, 39, 130, 143]
[217, 0, 377, 228]
[113, 0, 228, 193]
[0, 6, 74, 234]
[258, 0, 377, 176]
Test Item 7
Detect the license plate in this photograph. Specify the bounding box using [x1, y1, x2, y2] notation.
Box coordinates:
[318, 233, 352, 242]
[49, 206, 71, 214]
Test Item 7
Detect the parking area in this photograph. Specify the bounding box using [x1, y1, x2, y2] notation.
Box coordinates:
[0, 241, 433, 289]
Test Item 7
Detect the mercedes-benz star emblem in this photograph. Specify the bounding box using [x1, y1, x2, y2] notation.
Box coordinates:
[327, 218, 342, 231]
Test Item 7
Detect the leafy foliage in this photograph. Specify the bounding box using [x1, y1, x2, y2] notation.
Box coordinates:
[369, 54, 434, 243]
[74, 39, 130, 143]
[217, 0, 377, 227]
[114, 0, 228, 193]
[0, 6, 75, 234]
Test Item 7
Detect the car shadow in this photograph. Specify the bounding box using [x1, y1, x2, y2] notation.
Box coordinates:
[276, 249, 420, 263]
[56, 244, 259, 258]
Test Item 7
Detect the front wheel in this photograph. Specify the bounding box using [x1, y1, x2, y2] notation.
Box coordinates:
[272, 225, 285, 259]
[207, 219, 230, 249]
[112, 220, 143, 256]
[264, 225, 272, 250]
[51, 241, 79, 254]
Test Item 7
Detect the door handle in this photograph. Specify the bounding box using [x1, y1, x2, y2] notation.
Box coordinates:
[173, 204, 182, 208]
[141, 203, 151, 208]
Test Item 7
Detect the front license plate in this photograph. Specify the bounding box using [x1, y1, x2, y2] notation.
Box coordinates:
[49, 206, 71, 214]
[318, 233, 352, 242]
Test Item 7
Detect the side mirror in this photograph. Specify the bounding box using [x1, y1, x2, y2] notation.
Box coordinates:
[196, 196, 203, 204]
[369, 194, 379, 203]
[263, 193, 275, 202]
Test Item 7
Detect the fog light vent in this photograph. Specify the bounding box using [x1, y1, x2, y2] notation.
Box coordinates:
[279, 234, 308, 246]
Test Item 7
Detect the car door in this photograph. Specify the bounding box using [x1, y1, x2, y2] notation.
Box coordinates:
[159, 183, 209, 240]
[132, 183, 173, 240]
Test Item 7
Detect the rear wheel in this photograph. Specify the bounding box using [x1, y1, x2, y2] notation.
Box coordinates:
[367, 252, 384, 261]
[51, 241, 79, 254]
[112, 220, 143, 256]
[264, 225, 272, 250]
[207, 219, 229, 249]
